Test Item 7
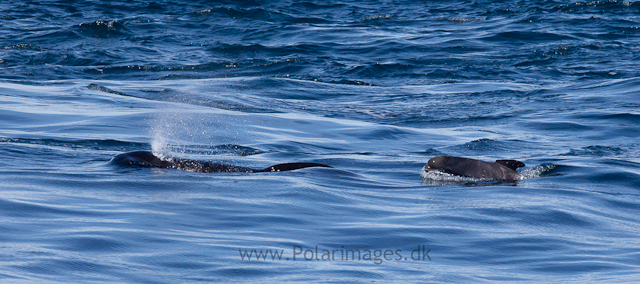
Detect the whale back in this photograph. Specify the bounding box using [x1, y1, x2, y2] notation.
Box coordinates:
[261, 162, 332, 172]
[112, 151, 331, 173]
[111, 150, 173, 168]
[426, 156, 522, 181]
[494, 159, 525, 171]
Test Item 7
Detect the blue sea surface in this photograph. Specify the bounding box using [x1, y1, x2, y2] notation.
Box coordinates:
[1, 0, 640, 282]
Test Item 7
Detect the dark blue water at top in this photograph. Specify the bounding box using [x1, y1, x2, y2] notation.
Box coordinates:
[1, 0, 640, 283]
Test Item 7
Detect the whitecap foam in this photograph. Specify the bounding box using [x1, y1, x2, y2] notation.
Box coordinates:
[420, 168, 490, 183]
[518, 164, 557, 180]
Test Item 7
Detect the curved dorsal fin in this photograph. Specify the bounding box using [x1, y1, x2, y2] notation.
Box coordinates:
[494, 159, 525, 171]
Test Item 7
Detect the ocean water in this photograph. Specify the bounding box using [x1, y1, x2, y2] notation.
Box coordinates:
[1, 0, 640, 282]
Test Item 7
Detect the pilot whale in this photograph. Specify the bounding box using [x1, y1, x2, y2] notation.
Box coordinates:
[112, 151, 332, 173]
[424, 156, 525, 181]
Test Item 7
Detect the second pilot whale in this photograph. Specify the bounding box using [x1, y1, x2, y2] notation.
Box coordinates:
[423, 156, 525, 181]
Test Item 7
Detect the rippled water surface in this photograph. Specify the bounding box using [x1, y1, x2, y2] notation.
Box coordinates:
[1, 0, 640, 283]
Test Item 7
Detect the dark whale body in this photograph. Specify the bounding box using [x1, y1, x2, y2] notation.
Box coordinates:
[112, 151, 332, 173]
[424, 156, 525, 181]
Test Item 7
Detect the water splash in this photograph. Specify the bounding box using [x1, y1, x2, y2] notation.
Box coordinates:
[147, 107, 244, 161]
[519, 164, 557, 180]
[420, 168, 488, 182]
[150, 111, 173, 156]
[151, 131, 168, 157]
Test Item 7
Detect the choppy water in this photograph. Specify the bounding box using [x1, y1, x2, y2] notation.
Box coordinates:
[1, 0, 640, 282]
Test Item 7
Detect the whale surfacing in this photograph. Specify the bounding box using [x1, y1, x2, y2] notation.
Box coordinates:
[112, 151, 332, 173]
[424, 156, 525, 181]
